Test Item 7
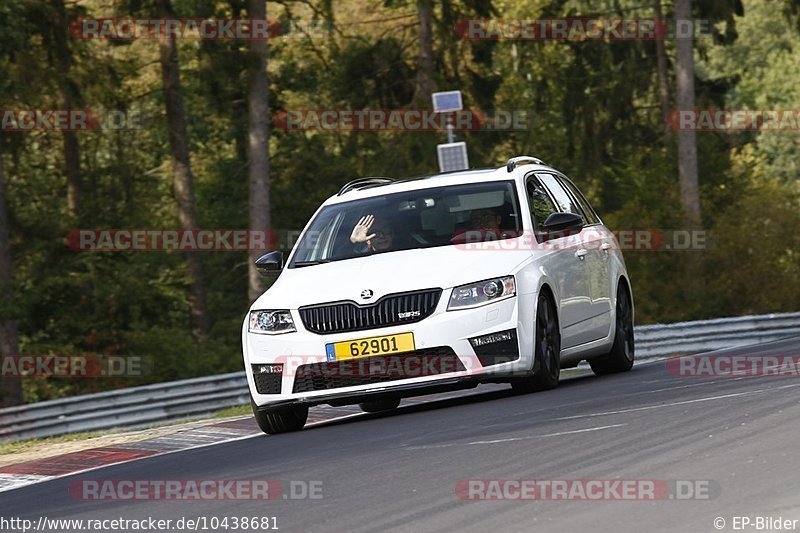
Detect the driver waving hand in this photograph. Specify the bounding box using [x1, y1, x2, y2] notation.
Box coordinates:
[350, 214, 393, 253]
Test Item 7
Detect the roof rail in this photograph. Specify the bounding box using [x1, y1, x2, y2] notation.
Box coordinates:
[506, 155, 545, 173]
[337, 177, 395, 196]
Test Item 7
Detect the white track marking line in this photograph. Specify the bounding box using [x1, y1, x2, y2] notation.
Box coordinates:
[0, 412, 361, 494]
[0, 474, 55, 493]
[555, 382, 800, 421]
[404, 423, 626, 450]
[0, 431, 261, 494]
[644, 377, 750, 393]
[306, 412, 363, 426]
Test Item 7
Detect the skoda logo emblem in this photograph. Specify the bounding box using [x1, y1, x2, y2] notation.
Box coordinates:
[360, 289, 374, 300]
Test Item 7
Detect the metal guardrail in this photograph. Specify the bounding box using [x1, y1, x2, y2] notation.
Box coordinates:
[0, 372, 251, 442]
[634, 312, 800, 358]
[1, 312, 799, 442]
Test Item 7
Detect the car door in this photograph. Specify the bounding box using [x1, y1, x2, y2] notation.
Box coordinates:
[526, 174, 592, 350]
[555, 173, 613, 335]
[536, 173, 605, 345]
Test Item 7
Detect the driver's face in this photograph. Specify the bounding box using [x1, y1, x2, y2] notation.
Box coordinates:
[371, 224, 393, 251]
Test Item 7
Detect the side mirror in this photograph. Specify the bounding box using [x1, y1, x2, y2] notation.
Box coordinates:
[539, 212, 583, 242]
[255, 251, 283, 277]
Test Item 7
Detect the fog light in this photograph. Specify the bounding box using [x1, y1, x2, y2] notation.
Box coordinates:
[470, 330, 514, 347]
[256, 364, 283, 374]
[469, 329, 519, 367]
[251, 364, 283, 395]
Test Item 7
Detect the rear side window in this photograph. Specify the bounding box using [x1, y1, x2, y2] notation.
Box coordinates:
[537, 173, 586, 223]
[526, 177, 558, 228]
[558, 175, 600, 225]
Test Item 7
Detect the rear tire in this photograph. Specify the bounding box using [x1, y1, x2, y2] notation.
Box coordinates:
[512, 292, 560, 393]
[359, 398, 401, 413]
[590, 284, 634, 376]
[251, 399, 308, 435]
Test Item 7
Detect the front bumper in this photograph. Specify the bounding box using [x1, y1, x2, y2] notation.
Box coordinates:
[244, 294, 535, 408]
[252, 377, 482, 412]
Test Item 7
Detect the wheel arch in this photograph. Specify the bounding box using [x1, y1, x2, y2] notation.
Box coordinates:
[536, 281, 560, 336]
[615, 275, 634, 324]
[538, 282, 556, 308]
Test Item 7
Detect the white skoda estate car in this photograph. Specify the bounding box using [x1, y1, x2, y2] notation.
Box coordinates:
[243, 156, 634, 434]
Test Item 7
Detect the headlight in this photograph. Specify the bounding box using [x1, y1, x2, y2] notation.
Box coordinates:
[249, 310, 296, 335]
[447, 276, 516, 311]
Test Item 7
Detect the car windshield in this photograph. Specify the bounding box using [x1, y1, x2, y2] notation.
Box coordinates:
[289, 180, 522, 267]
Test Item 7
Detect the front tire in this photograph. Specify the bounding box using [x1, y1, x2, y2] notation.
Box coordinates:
[251, 399, 308, 435]
[512, 292, 560, 393]
[590, 284, 634, 375]
[359, 398, 401, 413]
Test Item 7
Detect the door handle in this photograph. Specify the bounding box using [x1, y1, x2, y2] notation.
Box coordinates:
[600, 242, 612, 257]
[575, 248, 588, 260]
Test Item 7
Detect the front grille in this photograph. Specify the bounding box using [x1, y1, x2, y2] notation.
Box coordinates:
[292, 347, 462, 393]
[298, 288, 442, 335]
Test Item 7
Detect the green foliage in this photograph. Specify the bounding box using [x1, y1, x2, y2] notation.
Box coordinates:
[705, 177, 800, 314]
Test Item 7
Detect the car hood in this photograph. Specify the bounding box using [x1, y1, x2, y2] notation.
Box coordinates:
[252, 245, 531, 310]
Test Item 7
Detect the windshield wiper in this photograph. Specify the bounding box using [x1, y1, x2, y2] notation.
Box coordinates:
[293, 260, 331, 268]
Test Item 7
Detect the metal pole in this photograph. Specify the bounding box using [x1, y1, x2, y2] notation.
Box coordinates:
[446, 114, 454, 144]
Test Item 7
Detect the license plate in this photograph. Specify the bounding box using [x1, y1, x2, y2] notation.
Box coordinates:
[326, 333, 415, 362]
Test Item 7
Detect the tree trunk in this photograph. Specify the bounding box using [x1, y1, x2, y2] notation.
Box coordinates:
[653, 0, 670, 133]
[412, 0, 436, 107]
[61, 91, 82, 218]
[0, 149, 22, 407]
[52, 0, 82, 219]
[247, 0, 270, 302]
[675, 0, 704, 316]
[158, 1, 210, 340]
[675, 0, 701, 225]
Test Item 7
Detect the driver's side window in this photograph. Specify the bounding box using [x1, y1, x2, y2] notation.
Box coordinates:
[526, 178, 558, 228]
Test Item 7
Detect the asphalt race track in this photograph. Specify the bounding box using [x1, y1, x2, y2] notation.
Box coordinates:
[2, 337, 800, 533]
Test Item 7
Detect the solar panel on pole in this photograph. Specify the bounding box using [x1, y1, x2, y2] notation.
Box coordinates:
[436, 142, 469, 172]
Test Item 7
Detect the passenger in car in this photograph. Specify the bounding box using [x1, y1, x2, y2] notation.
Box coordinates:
[469, 208, 503, 233]
[350, 214, 394, 253]
[450, 208, 505, 243]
